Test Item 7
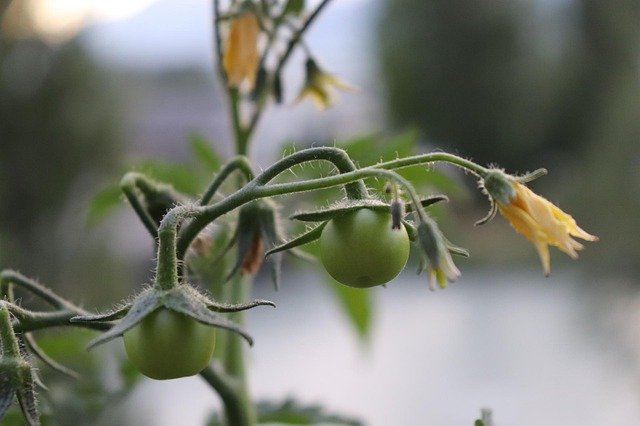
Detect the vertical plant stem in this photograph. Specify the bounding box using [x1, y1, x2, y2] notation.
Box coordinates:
[222, 273, 255, 425]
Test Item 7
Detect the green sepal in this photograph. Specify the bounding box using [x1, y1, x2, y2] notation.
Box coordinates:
[184, 285, 275, 313]
[225, 202, 263, 282]
[515, 167, 547, 183]
[403, 220, 469, 257]
[290, 196, 447, 223]
[265, 222, 326, 257]
[226, 200, 286, 290]
[405, 195, 449, 212]
[15, 363, 39, 426]
[71, 303, 133, 323]
[73, 284, 274, 350]
[161, 287, 255, 346]
[290, 199, 387, 222]
[0, 362, 19, 419]
[75, 289, 161, 350]
[259, 201, 285, 290]
[475, 198, 497, 226]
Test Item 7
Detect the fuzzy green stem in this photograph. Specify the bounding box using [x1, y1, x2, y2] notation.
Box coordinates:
[0, 270, 74, 310]
[176, 149, 486, 259]
[212, 0, 226, 84]
[0, 304, 21, 357]
[376, 152, 489, 177]
[201, 156, 255, 206]
[253, 146, 368, 199]
[5, 303, 109, 333]
[229, 88, 250, 156]
[120, 173, 159, 238]
[221, 273, 256, 425]
[155, 206, 201, 290]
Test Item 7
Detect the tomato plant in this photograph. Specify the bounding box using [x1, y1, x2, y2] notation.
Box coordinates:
[319, 208, 410, 288]
[123, 308, 216, 380]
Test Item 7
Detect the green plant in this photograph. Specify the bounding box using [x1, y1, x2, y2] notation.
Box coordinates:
[0, 1, 597, 424]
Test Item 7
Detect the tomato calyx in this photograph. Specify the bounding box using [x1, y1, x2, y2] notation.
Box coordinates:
[70, 284, 275, 350]
[265, 195, 448, 257]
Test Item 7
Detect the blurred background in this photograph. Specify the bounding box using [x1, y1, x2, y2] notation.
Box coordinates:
[1, 0, 640, 425]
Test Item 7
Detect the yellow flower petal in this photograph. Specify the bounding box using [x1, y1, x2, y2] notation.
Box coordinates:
[223, 12, 260, 89]
[495, 179, 597, 275]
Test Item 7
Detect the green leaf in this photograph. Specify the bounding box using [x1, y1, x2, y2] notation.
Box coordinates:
[86, 183, 122, 225]
[208, 398, 363, 425]
[474, 421, 485, 426]
[284, 0, 305, 16]
[296, 238, 373, 339]
[134, 160, 202, 196]
[326, 279, 372, 339]
[189, 133, 221, 172]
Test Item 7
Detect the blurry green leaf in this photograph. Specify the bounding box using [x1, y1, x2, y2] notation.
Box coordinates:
[134, 161, 201, 196]
[326, 280, 373, 339]
[292, 231, 373, 339]
[86, 184, 122, 225]
[337, 129, 458, 194]
[474, 421, 485, 426]
[284, 0, 305, 15]
[338, 129, 416, 166]
[189, 133, 221, 172]
[209, 398, 362, 425]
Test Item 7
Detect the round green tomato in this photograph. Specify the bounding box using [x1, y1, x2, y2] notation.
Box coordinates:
[123, 308, 216, 380]
[319, 208, 410, 288]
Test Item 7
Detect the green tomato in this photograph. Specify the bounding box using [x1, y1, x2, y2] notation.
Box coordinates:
[319, 208, 410, 288]
[123, 308, 216, 380]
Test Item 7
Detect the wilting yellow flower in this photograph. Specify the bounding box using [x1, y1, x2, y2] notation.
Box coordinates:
[416, 220, 461, 290]
[484, 171, 597, 276]
[296, 58, 355, 110]
[223, 11, 260, 89]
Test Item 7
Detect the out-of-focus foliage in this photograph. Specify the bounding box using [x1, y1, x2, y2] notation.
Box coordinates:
[379, 0, 640, 276]
[0, 18, 121, 278]
[209, 397, 362, 425]
[87, 133, 222, 224]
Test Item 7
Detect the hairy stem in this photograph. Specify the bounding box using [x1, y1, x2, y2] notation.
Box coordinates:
[200, 362, 253, 426]
[155, 206, 201, 290]
[120, 173, 159, 238]
[201, 156, 255, 206]
[177, 149, 487, 259]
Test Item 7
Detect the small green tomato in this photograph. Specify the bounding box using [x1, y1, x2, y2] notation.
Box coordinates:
[123, 308, 216, 380]
[319, 208, 410, 288]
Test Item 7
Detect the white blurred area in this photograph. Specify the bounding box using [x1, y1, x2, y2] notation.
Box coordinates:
[10, 1, 640, 425]
[111, 270, 640, 426]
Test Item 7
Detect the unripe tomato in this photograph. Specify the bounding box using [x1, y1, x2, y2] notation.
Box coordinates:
[319, 208, 410, 288]
[123, 308, 216, 380]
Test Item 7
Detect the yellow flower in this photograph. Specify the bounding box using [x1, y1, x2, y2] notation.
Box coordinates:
[296, 58, 355, 110]
[484, 170, 597, 275]
[223, 11, 260, 89]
